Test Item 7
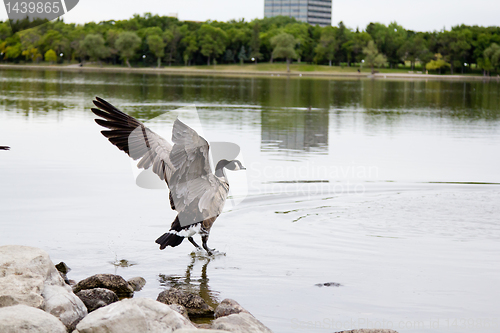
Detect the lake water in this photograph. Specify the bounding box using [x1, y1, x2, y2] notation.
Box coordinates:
[1, 69, 499, 333]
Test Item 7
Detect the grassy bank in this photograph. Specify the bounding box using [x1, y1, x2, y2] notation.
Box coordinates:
[0, 62, 494, 81]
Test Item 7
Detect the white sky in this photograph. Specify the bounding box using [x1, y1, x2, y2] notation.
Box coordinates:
[1, 0, 500, 32]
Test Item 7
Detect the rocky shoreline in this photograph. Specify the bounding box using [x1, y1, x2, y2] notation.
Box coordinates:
[0, 245, 399, 333]
[0, 245, 272, 333]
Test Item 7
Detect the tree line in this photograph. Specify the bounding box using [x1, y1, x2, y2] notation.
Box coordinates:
[1, 13, 500, 75]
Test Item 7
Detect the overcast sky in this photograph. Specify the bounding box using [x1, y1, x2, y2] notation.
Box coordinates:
[2, 0, 500, 32]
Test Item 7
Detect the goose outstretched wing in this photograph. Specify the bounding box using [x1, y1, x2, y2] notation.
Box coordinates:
[91, 97, 175, 184]
[92, 97, 228, 226]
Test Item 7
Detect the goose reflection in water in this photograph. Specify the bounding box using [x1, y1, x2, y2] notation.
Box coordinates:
[158, 253, 219, 311]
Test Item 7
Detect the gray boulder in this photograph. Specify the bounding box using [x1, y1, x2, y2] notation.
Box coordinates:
[0, 245, 87, 330]
[169, 304, 189, 319]
[42, 284, 88, 331]
[76, 288, 119, 312]
[157, 288, 214, 317]
[174, 328, 232, 333]
[74, 298, 196, 333]
[214, 298, 250, 318]
[212, 312, 273, 333]
[212, 299, 272, 333]
[0, 304, 67, 333]
[73, 274, 134, 297]
[337, 328, 398, 333]
[55, 262, 71, 285]
[127, 276, 146, 292]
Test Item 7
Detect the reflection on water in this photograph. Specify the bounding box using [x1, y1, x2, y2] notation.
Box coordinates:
[158, 252, 219, 312]
[261, 107, 329, 154]
[1, 69, 500, 121]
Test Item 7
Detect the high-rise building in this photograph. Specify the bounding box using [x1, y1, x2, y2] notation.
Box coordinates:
[264, 0, 332, 27]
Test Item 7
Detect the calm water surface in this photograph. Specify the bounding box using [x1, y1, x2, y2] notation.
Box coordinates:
[1, 69, 500, 333]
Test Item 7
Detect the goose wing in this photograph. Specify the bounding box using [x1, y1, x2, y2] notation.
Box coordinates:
[169, 119, 229, 226]
[92, 97, 228, 225]
[91, 97, 175, 184]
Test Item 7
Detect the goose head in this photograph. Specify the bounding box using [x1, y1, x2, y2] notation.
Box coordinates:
[215, 159, 246, 177]
[225, 160, 246, 171]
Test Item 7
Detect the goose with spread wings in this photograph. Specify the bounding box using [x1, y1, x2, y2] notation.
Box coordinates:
[91, 97, 245, 255]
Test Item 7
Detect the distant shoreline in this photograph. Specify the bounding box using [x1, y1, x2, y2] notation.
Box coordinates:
[0, 64, 497, 81]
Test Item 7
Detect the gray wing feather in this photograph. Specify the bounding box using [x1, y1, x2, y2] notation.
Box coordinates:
[91, 97, 175, 184]
[92, 98, 228, 223]
[92, 97, 229, 225]
[169, 119, 228, 224]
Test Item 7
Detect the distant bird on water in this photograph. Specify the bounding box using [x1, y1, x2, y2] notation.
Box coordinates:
[0, 146, 10, 150]
[91, 97, 245, 255]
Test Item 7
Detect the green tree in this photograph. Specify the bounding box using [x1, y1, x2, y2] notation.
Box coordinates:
[271, 32, 297, 72]
[477, 57, 494, 76]
[363, 40, 387, 73]
[350, 31, 372, 63]
[39, 30, 67, 56]
[44, 49, 57, 63]
[425, 53, 450, 74]
[80, 34, 109, 65]
[398, 34, 429, 70]
[115, 31, 141, 67]
[438, 29, 471, 74]
[4, 43, 22, 60]
[147, 34, 166, 68]
[314, 26, 336, 66]
[198, 24, 227, 66]
[335, 21, 351, 64]
[226, 26, 250, 64]
[284, 23, 311, 63]
[238, 45, 247, 65]
[164, 25, 183, 65]
[18, 28, 42, 62]
[181, 31, 198, 66]
[106, 29, 122, 64]
[366, 22, 406, 68]
[22, 48, 42, 62]
[482, 43, 500, 75]
[250, 22, 263, 63]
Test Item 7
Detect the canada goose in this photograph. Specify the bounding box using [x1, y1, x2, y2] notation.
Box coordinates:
[0, 146, 10, 150]
[91, 97, 245, 255]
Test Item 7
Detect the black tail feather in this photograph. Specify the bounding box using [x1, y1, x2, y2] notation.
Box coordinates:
[155, 216, 184, 250]
[155, 232, 184, 250]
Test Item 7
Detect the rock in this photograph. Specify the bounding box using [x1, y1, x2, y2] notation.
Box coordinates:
[128, 276, 146, 292]
[55, 262, 71, 285]
[43, 284, 87, 331]
[0, 304, 67, 333]
[212, 299, 273, 333]
[73, 274, 135, 297]
[315, 282, 342, 287]
[169, 304, 189, 319]
[337, 328, 398, 333]
[76, 288, 119, 312]
[157, 288, 214, 317]
[174, 328, 231, 333]
[74, 298, 196, 333]
[214, 299, 250, 319]
[212, 312, 273, 333]
[0, 245, 87, 330]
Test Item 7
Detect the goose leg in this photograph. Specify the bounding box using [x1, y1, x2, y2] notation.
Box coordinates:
[201, 235, 214, 255]
[188, 237, 201, 250]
